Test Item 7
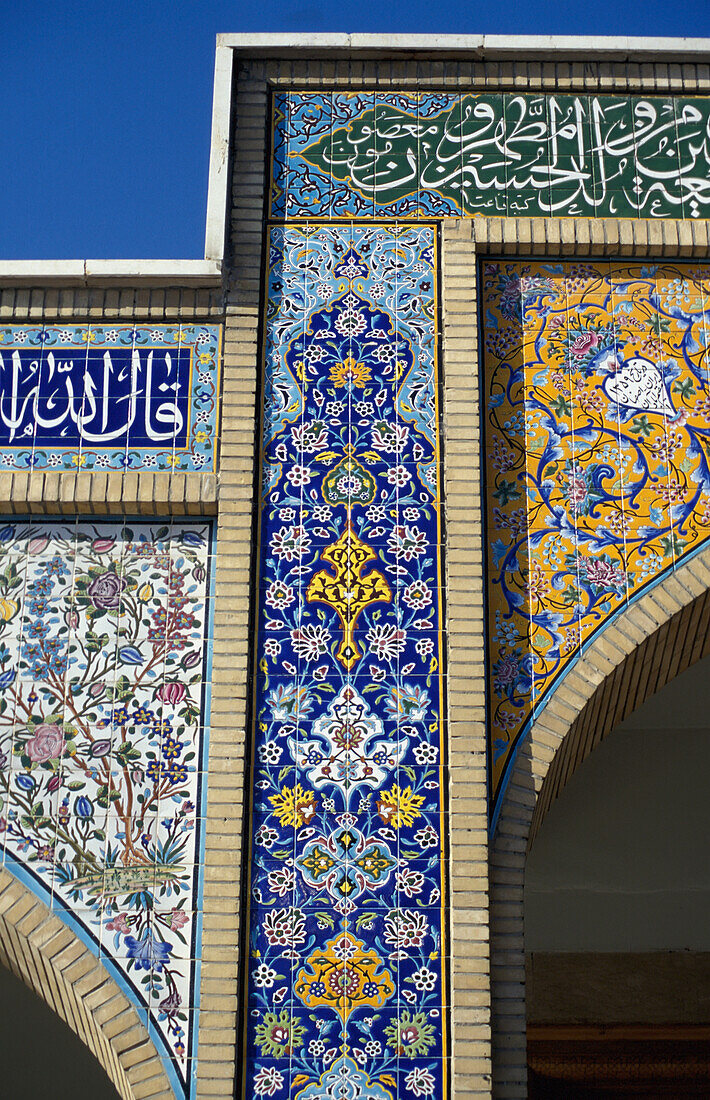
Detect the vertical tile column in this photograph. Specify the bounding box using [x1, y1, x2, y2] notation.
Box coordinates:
[244, 222, 449, 1100]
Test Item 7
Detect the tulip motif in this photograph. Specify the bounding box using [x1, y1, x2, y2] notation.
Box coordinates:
[0, 597, 18, 622]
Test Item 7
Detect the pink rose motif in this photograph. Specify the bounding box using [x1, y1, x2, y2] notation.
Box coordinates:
[26, 723, 65, 764]
[156, 682, 187, 705]
[584, 558, 625, 589]
[494, 654, 520, 686]
[568, 475, 587, 506]
[169, 908, 189, 931]
[570, 331, 598, 356]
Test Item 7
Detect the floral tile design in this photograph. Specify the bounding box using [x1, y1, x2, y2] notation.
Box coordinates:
[0, 325, 221, 471]
[271, 91, 710, 221]
[0, 518, 214, 1099]
[249, 224, 447, 1100]
[483, 260, 710, 829]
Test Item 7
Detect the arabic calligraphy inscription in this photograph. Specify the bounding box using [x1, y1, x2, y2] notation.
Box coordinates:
[0, 325, 220, 471]
[272, 91, 710, 220]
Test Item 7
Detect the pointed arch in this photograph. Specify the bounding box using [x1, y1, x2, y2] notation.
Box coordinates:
[0, 868, 171, 1100]
[490, 545, 710, 1096]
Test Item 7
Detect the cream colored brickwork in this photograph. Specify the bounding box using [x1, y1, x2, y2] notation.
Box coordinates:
[3, 42, 710, 1100]
[442, 222, 491, 1097]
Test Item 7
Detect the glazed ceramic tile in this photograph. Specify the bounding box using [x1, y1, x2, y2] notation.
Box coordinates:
[483, 261, 710, 830]
[0, 518, 214, 1099]
[0, 325, 220, 472]
[249, 224, 447, 1099]
[273, 92, 710, 221]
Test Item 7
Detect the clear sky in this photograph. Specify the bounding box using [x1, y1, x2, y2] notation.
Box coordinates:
[4, 0, 710, 259]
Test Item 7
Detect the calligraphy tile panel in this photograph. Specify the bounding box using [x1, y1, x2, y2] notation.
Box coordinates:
[271, 91, 710, 221]
[248, 224, 448, 1100]
[482, 260, 710, 829]
[0, 518, 214, 1099]
[0, 325, 221, 472]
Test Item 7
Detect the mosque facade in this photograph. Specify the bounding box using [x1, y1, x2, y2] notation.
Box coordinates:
[1, 33, 710, 1100]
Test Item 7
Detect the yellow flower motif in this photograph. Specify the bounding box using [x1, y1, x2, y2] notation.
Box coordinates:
[376, 784, 425, 829]
[195, 431, 209, 444]
[198, 352, 213, 365]
[165, 455, 181, 468]
[0, 597, 18, 622]
[71, 454, 87, 467]
[79, 330, 97, 344]
[329, 356, 372, 389]
[137, 584, 153, 602]
[269, 783, 317, 828]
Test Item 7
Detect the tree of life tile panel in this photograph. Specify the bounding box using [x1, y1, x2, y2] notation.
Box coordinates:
[0, 324, 220, 472]
[483, 260, 710, 830]
[248, 224, 447, 1100]
[271, 91, 710, 221]
[0, 518, 213, 1100]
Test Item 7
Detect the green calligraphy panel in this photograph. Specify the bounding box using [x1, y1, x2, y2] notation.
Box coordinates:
[271, 91, 710, 221]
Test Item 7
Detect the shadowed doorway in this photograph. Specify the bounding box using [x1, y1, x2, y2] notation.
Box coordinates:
[525, 654, 710, 1097]
[0, 959, 119, 1099]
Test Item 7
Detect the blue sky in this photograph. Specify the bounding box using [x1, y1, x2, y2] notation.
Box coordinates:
[4, 0, 710, 259]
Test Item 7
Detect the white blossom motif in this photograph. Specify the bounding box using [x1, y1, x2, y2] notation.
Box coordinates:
[288, 684, 407, 797]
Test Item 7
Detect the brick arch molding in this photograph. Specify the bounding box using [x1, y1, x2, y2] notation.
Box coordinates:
[489, 544, 710, 1097]
[0, 867, 171, 1100]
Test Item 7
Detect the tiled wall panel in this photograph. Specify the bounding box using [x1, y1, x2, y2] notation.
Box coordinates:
[247, 224, 448, 1099]
[0, 517, 213, 1098]
[482, 260, 710, 827]
[0, 325, 220, 472]
[272, 92, 710, 222]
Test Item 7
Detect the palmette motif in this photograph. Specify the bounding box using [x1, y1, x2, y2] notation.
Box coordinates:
[248, 225, 446, 1100]
[0, 518, 213, 1098]
[483, 261, 710, 828]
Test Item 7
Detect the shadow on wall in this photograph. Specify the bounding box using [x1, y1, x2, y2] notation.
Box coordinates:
[0, 962, 119, 1099]
[525, 654, 710, 956]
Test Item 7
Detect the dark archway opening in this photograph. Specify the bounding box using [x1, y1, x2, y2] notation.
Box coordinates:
[525, 655, 710, 1097]
[0, 961, 119, 1099]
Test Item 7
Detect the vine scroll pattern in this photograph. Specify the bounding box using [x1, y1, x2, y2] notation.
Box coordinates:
[483, 261, 710, 828]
